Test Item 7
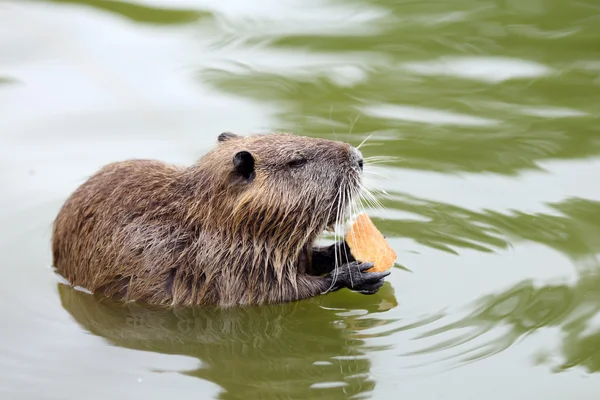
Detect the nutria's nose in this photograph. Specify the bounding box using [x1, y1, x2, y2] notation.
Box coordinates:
[349, 146, 363, 171]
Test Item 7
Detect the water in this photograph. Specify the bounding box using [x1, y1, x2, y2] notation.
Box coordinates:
[2, 0, 600, 399]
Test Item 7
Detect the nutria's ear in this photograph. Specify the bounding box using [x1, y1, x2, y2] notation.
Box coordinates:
[233, 150, 255, 182]
[218, 132, 241, 143]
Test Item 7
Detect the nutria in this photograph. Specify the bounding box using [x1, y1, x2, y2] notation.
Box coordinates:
[52, 132, 390, 307]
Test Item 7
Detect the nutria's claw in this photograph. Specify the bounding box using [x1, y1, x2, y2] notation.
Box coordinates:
[328, 261, 390, 294]
[358, 262, 375, 272]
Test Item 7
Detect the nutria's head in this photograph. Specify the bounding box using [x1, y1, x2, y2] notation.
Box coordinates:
[191, 132, 364, 251]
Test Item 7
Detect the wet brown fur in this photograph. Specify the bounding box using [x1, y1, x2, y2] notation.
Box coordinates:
[52, 133, 363, 307]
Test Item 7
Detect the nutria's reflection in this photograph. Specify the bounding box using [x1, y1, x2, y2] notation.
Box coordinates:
[59, 282, 397, 400]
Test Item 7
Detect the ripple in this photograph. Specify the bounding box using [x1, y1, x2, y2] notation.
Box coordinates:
[44, 0, 208, 25]
[401, 56, 553, 83]
[518, 106, 587, 118]
[310, 381, 349, 389]
[3, 0, 600, 398]
[359, 104, 499, 127]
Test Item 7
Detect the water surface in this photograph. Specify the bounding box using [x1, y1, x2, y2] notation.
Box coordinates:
[2, 0, 600, 399]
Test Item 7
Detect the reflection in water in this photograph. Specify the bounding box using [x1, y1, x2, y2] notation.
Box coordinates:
[377, 194, 600, 258]
[363, 194, 600, 374]
[58, 282, 398, 399]
[195, 0, 600, 175]
[409, 270, 600, 374]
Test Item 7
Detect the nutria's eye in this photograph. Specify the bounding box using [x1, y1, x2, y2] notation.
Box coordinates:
[288, 157, 307, 168]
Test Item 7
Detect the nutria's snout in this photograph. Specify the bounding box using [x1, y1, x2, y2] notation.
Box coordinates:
[335, 144, 363, 223]
[348, 146, 364, 172]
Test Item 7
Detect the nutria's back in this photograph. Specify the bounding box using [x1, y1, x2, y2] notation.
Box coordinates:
[52, 132, 375, 307]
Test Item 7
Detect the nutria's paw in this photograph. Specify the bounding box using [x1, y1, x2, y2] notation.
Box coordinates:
[328, 261, 390, 294]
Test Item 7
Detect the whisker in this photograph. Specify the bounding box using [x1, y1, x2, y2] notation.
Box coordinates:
[356, 133, 373, 150]
[364, 170, 388, 180]
[348, 115, 360, 137]
[364, 155, 399, 162]
[349, 180, 365, 277]
[327, 180, 344, 293]
[362, 182, 387, 198]
[359, 185, 386, 213]
[329, 105, 337, 141]
[363, 159, 400, 167]
[340, 182, 354, 288]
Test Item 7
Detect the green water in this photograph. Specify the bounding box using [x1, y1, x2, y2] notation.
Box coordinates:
[2, 0, 600, 399]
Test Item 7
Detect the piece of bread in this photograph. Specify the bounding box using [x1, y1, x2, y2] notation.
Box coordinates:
[345, 213, 396, 272]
